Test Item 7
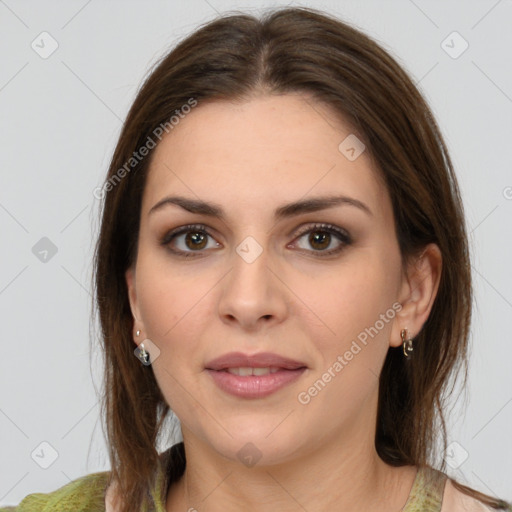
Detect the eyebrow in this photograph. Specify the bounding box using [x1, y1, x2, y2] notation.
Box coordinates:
[148, 194, 373, 220]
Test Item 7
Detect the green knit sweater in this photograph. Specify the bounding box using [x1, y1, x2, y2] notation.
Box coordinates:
[1, 449, 511, 511]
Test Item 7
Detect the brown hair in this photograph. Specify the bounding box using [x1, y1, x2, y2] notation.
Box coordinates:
[91, 6, 509, 511]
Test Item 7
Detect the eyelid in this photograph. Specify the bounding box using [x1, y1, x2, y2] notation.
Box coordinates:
[160, 223, 211, 245]
[292, 222, 351, 241]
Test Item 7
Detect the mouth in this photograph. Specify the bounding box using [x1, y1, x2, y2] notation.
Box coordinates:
[205, 365, 307, 399]
[204, 351, 308, 399]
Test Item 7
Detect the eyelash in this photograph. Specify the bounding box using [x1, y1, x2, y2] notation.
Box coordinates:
[160, 223, 352, 259]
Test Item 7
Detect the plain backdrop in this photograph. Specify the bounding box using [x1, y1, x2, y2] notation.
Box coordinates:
[0, 0, 511, 506]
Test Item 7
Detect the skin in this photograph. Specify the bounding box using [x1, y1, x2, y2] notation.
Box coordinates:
[124, 92, 442, 512]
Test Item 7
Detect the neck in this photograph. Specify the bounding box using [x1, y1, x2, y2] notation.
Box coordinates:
[166, 421, 417, 511]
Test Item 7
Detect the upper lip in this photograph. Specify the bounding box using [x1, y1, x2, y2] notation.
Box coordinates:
[205, 351, 307, 371]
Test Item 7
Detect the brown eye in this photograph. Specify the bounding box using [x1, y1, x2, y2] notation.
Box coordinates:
[292, 223, 352, 257]
[307, 231, 331, 251]
[184, 231, 208, 250]
[161, 224, 220, 258]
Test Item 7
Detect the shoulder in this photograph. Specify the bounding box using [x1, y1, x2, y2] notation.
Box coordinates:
[0, 471, 110, 512]
[403, 466, 511, 512]
[441, 478, 512, 512]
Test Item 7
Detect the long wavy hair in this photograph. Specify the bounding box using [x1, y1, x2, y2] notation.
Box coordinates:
[91, 6, 509, 511]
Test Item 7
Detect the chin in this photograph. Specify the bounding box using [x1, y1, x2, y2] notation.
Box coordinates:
[199, 428, 304, 469]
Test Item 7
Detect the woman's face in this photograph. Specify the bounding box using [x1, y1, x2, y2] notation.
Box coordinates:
[126, 93, 415, 466]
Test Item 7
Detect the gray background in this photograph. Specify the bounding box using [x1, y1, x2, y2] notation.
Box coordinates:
[1, 0, 511, 506]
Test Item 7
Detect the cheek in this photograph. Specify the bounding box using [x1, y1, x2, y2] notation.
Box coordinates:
[295, 252, 398, 351]
[293, 258, 400, 414]
[134, 254, 219, 373]
[135, 264, 214, 412]
[135, 246, 206, 337]
[293, 257, 399, 417]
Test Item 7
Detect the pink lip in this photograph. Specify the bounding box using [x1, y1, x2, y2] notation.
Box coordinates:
[205, 351, 307, 371]
[204, 351, 308, 399]
[206, 368, 307, 399]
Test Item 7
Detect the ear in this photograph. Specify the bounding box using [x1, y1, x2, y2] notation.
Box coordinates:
[390, 243, 442, 347]
[125, 265, 144, 345]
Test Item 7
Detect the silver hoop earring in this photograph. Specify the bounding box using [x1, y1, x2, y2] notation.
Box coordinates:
[401, 328, 414, 357]
[136, 342, 150, 365]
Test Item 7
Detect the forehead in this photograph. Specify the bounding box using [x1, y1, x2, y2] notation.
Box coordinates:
[142, 94, 389, 220]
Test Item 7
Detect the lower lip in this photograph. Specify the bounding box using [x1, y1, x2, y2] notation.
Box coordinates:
[205, 368, 306, 399]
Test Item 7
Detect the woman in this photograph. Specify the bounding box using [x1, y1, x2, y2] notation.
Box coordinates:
[2, 6, 510, 512]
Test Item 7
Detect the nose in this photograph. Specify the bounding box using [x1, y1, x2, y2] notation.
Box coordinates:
[217, 237, 289, 331]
